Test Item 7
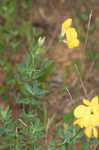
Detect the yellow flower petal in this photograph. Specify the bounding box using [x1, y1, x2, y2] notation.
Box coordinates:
[67, 39, 80, 48]
[66, 27, 78, 40]
[74, 105, 90, 118]
[84, 127, 92, 138]
[62, 18, 72, 33]
[84, 126, 98, 138]
[85, 115, 99, 127]
[89, 96, 99, 115]
[82, 116, 90, 127]
[73, 119, 84, 128]
[93, 127, 98, 138]
[90, 96, 99, 106]
[93, 105, 99, 117]
[83, 99, 90, 106]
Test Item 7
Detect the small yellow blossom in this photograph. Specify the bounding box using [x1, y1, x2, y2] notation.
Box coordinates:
[61, 18, 80, 49]
[73, 96, 99, 138]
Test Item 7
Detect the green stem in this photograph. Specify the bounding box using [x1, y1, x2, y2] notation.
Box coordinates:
[82, 10, 92, 69]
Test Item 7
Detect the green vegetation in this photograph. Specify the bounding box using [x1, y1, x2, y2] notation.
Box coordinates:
[0, 1, 99, 150]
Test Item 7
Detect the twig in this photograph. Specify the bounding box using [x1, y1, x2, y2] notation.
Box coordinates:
[16, 127, 18, 138]
[84, 10, 92, 50]
[82, 10, 92, 65]
[65, 87, 73, 102]
[88, 10, 93, 29]
[18, 118, 28, 127]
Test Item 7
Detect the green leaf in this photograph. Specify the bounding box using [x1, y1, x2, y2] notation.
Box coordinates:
[46, 114, 55, 132]
[87, 52, 99, 60]
[43, 104, 47, 128]
[17, 98, 42, 105]
[81, 135, 86, 144]
[0, 42, 6, 52]
[60, 145, 66, 150]
[0, 128, 5, 135]
[40, 59, 55, 81]
[0, 86, 8, 96]
[64, 125, 83, 146]
[0, 105, 10, 119]
[77, 145, 87, 150]
[26, 53, 31, 66]
[88, 137, 95, 147]
[17, 64, 25, 74]
[94, 139, 99, 144]
[76, 10, 89, 21]
[63, 111, 74, 124]
[23, 83, 33, 95]
[57, 126, 65, 138]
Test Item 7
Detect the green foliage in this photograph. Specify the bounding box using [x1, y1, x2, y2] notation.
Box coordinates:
[57, 125, 83, 146]
[76, 10, 90, 21]
[63, 111, 74, 124]
[0, 1, 55, 149]
[15, 38, 55, 106]
[77, 145, 87, 150]
[0, 0, 55, 103]
[0, 106, 45, 150]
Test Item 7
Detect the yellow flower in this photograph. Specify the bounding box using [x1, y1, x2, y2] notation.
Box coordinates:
[61, 18, 80, 49]
[73, 96, 99, 138]
[62, 18, 72, 34]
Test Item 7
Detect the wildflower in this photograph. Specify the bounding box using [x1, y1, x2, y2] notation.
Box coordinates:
[61, 18, 80, 48]
[73, 96, 99, 138]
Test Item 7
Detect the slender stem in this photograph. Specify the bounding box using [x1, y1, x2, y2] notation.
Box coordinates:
[74, 64, 88, 98]
[82, 10, 92, 68]
[65, 87, 73, 103]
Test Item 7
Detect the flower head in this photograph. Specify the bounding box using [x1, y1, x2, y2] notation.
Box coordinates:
[61, 18, 80, 49]
[73, 96, 99, 138]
